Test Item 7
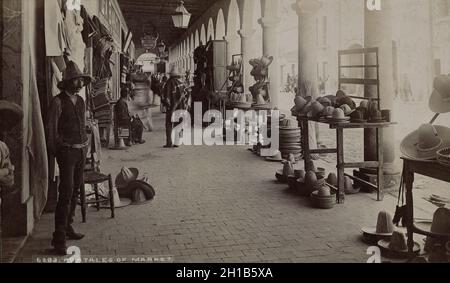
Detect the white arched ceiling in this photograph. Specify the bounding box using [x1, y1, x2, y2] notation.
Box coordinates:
[227, 0, 240, 36]
[194, 29, 200, 48]
[190, 33, 195, 52]
[207, 18, 215, 41]
[200, 24, 206, 45]
[186, 37, 190, 54]
[216, 8, 226, 40]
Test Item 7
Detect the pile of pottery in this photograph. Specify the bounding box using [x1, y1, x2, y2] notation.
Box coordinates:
[230, 92, 253, 109]
[279, 118, 302, 160]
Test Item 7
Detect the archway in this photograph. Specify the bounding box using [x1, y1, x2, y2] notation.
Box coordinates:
[200, 24, 206, 45]
[207, 18, 215, 41]
[216, 9, 226, 40]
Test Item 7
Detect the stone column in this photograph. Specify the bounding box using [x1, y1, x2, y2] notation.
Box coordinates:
[238, 29, 256, 93]
[364, 0, 398, 175]
[293, 0, 322, 99]
[293, 0, 323, 155]
[258, 16, 281, 108]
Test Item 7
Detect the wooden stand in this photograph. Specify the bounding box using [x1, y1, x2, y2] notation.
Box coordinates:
[299, 116, 394, 203]
[401, 158, 450, 259]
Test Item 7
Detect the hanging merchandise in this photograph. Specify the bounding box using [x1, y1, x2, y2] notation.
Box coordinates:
[44, 0, 67, 56]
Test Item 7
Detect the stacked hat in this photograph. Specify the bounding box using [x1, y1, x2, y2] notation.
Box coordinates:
[311, 186, 335, 209]
[378, 230, 420, 258]
[279, 118, 302, 159]
[361, 211, 395, 244]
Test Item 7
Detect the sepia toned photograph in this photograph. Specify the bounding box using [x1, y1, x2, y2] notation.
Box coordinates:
[1, 0, 449, 268]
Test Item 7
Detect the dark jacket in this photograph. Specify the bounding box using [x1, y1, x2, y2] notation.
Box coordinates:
[46, 92, 88, 155]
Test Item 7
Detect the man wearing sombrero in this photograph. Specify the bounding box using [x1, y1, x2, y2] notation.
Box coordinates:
[46, 61, 92, 255]
[162, 65, 189, 148]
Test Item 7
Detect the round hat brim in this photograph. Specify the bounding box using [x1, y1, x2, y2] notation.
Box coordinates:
[429, 89, 450, 114]
[377, 239, 420, 257]
[115, 168, 139, 188]
[100, 198, 132, 209]
[127, 180, 156, 205]
[400, 125, 450, 160]
[57, 75, 92, 90]
[361, 227, 393, 236]
[266, 156, 283, 162]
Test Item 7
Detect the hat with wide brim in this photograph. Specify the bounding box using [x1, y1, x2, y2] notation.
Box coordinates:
[266, 151, 283, 162]
[377, 239, 420, 258]
[400, 125, 450, 160]
[115, 168, 139, 190]
[57, 61, 92, 90]
[100, 187, 132, 209]
[429, 75, 450, 114]
[0, 101, 23, 129]
[127, 180, 156, 205]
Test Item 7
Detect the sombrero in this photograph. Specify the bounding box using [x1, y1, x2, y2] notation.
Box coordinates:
[115, 167, 139, 191]
[57, 61, 92, 90]
[0, 101, 23, 130]
[429, 75, 450, 114]
[100, 187, 132, 209]
[378, 230, 420, 258]
[265, 150, 283, 162]
[400, 124, 450, 160]
[127, 178, 156, 205]
[361, 211, 395, 237]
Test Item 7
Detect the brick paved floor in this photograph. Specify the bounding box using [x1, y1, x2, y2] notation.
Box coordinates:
[14, 112, 448, 263]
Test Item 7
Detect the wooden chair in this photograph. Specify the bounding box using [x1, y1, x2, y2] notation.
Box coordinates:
[80, 129, 115, 223]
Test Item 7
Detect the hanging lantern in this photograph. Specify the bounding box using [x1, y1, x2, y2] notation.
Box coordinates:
[172, 1, 191, 29]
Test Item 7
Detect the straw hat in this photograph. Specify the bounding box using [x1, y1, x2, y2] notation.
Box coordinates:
[0, 101, 23, 131]
[127, 178, 156, 205]
[265, 150, 283, 162]
[424, 207, 450, 253]
[115, 167, 139, 190]
[100, 187, 132, 209]
[429, 75, 450, 114]
[294, 96, 307, 111]
[57, 61, 92, 90]
[378, 230, 420, 258]
[326, 173, 338, 187]
[361, 210, 395, 237]
[400, 124, 450, 160]
[344, 176, 360, 194]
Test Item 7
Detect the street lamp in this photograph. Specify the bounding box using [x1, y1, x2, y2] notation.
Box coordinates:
[172, 1, 191, 29]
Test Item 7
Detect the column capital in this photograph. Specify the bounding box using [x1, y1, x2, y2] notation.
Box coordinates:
[223, 34, 240, 42]
[292, 0, 322, 15]
[258, 17, 281, 28]
[238, 29, 256, 39]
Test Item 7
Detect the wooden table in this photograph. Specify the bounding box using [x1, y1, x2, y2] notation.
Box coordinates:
[298, 116, 394, 203]
[402, 158, 450, 258]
